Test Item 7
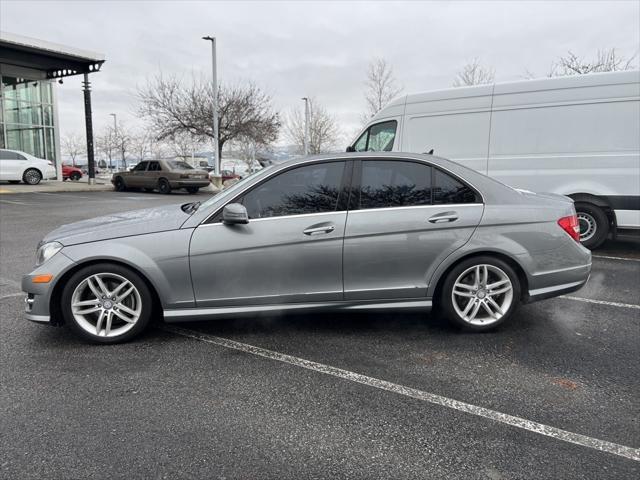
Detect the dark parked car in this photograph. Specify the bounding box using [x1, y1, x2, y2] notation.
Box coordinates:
[111, 159, 210, 194]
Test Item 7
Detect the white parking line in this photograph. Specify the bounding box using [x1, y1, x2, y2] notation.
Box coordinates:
[0, 199, 33, 205]
[593, 254, 640, 262]
[560, 296, 640, 310]
[163, 325, 640, 462]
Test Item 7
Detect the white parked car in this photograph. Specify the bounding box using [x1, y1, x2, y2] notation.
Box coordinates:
[0, 149, 57, 185]
[350, 70, 640, 249]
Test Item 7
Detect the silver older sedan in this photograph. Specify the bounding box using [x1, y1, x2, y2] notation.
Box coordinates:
[23, 153, 591, 343]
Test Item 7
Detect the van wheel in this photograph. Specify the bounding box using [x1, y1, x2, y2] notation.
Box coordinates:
[441, 256, 521, 332]
[575, 202, 609, 250]
[23, 168, 42, 185]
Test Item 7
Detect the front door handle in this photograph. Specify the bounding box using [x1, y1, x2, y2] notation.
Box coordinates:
[428, 212, 458, 223]
[303, 225, 335, 235]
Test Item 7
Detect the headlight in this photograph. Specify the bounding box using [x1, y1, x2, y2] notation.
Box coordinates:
[36, 241, 63, 266]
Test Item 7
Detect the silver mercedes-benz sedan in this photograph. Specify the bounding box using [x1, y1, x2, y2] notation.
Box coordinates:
[22, 153, 591, 343]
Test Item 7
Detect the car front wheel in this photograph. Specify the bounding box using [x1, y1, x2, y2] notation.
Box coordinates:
[114, 176, 127, 192]
[441, 256, 520, 331]
[23, 168, 42, 185]
[61, 263, 153, 343]
[70, 172, 81, 181]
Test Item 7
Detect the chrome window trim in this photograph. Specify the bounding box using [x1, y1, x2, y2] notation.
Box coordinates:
[199, 210, 347, 228]
[199, 154, 486, 226]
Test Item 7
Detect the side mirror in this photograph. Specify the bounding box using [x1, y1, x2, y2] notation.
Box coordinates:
[346, 145, 356, 152]
[222, 203, 249, 225]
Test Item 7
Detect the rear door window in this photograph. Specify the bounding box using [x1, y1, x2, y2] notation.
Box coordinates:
[148, 161, 161, 171]
[359, 160, 432, 209]
[432, 169, 478, 204]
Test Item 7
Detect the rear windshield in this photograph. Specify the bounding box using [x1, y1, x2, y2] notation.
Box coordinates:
[169, 161, 194, 170]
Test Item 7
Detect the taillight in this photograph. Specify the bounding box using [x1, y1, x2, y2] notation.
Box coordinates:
[558, 215, 580, 242]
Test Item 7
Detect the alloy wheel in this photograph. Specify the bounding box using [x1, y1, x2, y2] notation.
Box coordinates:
[451, 264, 513, 326]
[24, 169, 42, 185]
[70, 272, 142, 338]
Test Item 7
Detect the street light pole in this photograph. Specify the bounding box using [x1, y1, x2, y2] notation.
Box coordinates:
[110, 112, 126, 170]
[202, 36, 220, 174]
[302, 97, 310, 156]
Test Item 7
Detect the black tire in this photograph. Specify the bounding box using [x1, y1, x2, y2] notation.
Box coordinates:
[23, 168, 42, 185]
[60, 263, 154, 344]
[186, 187, 199, 194]
[440, 256, 521, 332]
[143, 188, 155, 193]
[158, 178, 172, 194]
[114, 176, 127, 192]
[70, 172, 81, 181]
[574, 202, 609, 250]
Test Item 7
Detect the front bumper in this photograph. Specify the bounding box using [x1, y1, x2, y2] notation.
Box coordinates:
[22, 251, 76, 325]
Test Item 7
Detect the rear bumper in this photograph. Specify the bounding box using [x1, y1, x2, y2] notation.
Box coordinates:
[525, 263, 591, 303]
[170, 180, 210, 188]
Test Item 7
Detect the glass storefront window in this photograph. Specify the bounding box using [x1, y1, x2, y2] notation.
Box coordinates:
[1, 75, 56, 161]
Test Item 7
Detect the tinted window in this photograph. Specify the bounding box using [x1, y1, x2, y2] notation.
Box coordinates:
[242, 162, 345, 219]
[433, 169, 478, 204]
[133, 162, 148, 171]
[353, 121, 397, 152]
[359, 161, 432, 209]
[148, 161, 162, 172]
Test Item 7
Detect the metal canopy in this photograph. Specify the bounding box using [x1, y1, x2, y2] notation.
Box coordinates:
[0, 31, 105, 79]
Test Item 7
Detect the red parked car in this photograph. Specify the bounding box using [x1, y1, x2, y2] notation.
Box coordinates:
[62, 164, 83, 181]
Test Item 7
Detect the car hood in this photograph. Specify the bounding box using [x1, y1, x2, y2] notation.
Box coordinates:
[42, 204, 191, 246]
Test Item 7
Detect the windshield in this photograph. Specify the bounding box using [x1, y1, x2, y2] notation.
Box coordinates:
[198, 166, 273, 210]
[169, 161, 194, 170]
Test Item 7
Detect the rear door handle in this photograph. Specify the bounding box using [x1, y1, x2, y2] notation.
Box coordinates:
[303, 225, 335, 235]
[428, 212, 458, 223]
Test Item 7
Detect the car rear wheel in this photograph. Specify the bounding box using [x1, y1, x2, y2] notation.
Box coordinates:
[575, 202, 609, 250]
[70, 172, 81, 181]
[186, 187, 199, 194]
[61, 263, 153, 344]
[158, 178, 172, 194]
[441, 256, 520, 332]
[23, 168, 42, 185]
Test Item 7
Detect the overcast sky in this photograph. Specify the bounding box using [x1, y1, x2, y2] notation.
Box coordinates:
[2, 0, 639, 145]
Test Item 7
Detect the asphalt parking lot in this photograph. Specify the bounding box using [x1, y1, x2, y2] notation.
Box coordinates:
[1, 191, 638, 479]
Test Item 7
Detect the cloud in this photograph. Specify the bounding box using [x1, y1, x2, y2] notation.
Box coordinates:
[3, 0, 638, 144]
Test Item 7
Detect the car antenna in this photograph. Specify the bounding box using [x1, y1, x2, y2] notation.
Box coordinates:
[423, 149, 434, 155]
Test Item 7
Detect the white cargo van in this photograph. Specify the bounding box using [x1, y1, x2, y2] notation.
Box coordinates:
[349, 70, 640, 249]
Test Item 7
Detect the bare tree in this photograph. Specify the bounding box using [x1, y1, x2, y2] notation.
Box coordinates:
[113, 121, 131, 169]
[167, 131, 205, 163]
[524, 48, 638, 79]
[228, 135, 259, 172]
[137, 74, 280, 170]
[364, 58, 403, 119]
[284, 98, 341, 155]
[453, 58, 495, 87]
[129, 130, 154, 162]
[61, 132, 85, 166]
[550, 48, 637, 76]
[97, 126, 117, 170]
